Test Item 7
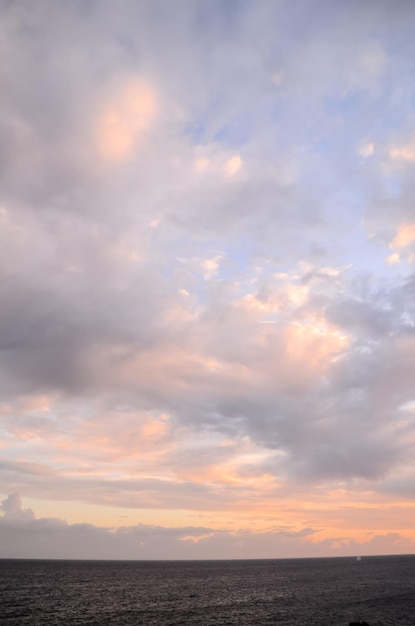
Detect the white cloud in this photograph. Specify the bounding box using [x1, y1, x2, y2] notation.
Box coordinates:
[201, 255, 223, 280]
[386, 253, 400, 264]
[358, 142, 374, 158]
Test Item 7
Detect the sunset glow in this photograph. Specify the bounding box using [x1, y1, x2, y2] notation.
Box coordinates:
[1, 0, 415, 560]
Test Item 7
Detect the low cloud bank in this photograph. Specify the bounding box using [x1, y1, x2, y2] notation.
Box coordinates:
[1, 495, 414, 560]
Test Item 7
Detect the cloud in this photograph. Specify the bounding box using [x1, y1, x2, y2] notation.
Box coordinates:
[201, 255, 224, 280]
[358, 142, 374, 158]
[391, 224, 415, 249]
[1, 0, 415, 558]
[95, 78, 157, 163]
[0, 493, 35, 520]
[224, 155, 242, 177]
[389, 141, 415, 162]
[2, 495, 415, 560]
[386, 253, 400, 264]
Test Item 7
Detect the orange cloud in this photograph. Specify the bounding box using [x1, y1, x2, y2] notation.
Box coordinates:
[194, 156, 211, 172]
[140, 414, 170, 440]
[96, 78, 156, 162]
[224, 155, 242, 177]
[390, 224, 415, 248]
[285, 317, 348, 369]
[79, 410, 172, 460]
[386, 253, 400, 264]
[193, 152, 242, 177]
[389, 142, 415, 161]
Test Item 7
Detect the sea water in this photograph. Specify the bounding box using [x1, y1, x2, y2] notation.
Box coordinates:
[1, 555, 415, 625]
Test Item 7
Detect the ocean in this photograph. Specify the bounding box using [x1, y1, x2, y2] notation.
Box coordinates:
[1, 555, 415, 625]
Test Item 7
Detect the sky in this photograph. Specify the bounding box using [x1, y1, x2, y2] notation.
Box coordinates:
[1, 0, 415, 560]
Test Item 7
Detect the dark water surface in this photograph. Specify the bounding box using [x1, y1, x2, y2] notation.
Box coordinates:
[1, 555, 415, 625]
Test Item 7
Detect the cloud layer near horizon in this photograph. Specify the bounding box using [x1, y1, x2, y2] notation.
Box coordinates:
[1, 0, 415, 558]
[2, 493, 415, 560]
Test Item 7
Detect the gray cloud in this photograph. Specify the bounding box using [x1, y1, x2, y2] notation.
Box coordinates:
[0, 492, 34, 520]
